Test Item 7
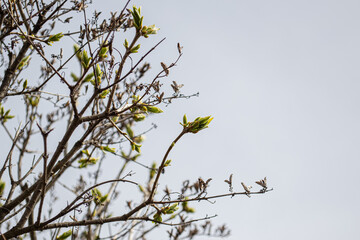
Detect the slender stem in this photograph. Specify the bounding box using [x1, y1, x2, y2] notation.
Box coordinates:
[148, 130, 187, 201]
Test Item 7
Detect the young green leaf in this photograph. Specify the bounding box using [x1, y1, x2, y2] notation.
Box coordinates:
[124, 39, 129, 49]
[99, 46, 108, 59]
[147, 106, 163, 113]
[56, 230, 72, 240]
[0, 180, 5, 196]
[99, 90, 109, 99]
[130, 44, 141, 53]
[22, 79, 28, 90]
[150, 162, 157, 179]
[153, 212, 162, 223]
[84, 72, 94, 82]
[73, 44, 82, 61]
[47, 32, 64, 45]
[81, 50, 91, 68]
[133, 113, 146, 122]
[100, 146, 116, 153]
[126, 125, 134, 138]
[81, 149, 90, 156]
[164, 159, 171, 167]
[18, 56, 30, 70]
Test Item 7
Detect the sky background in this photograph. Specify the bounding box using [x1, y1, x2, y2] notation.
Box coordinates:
[111, 0, 360, 239]
[2, 0, 360, 239]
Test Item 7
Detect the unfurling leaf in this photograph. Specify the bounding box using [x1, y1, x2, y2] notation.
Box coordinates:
[26, 95, 40, 107]
[141, 24, 159, 38]
[47, 32, 64, 45]
[131, 142, 141, 153]
[133, 135, 145, 143]
[100, 146, 116, 153]
[147, 105, 163, 113]
[133, 113, 146, 122]
[99, 45, 108, 59]
[81, 50, 91, 68]
[124, 39, 129, 49]
[164, 159, 171, 167]
[73, 44, 82, 61]
[149, 162, 157, 179]
[70, 73, 78, 82]
[182, 201, 195, 213]
[99, 90, 109, 99]
[139, 185, 145, 193]
[184, 115, 213, 134]
[56, 230, 72, 240]
[0, 180, 5, 196]
[18, 56, 30, 70]
[83, 72, 94, 83]
[94, 64, 103, 85]
[130, 44, 141, 53]
[81, 149, 90, 156]
[22, 79, 28, 90]
[183, 114, 187, 125]
[0, 105, 14, 123]
[163, 203, 178, 214]
[91, 188, 105, 205]
[153, 212, 162, 223]
[78, 157, 99, 168]
[130, 6, 143, 30]
[126, 125, 134, 138]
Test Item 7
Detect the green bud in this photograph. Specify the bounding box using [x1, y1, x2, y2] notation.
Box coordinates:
[99, 90, 109, 99]
[47, 32, 64, 45]
[164, 203, 178, 214]
[133, 135, 145, 143]
[22, 79, 28, 90]
[141, 25, 159, 38]
[182, 201, 195, 213]
[124, 39, 129, 49]
[183, 114, 187, 125]
[130, 44, 141, 53]
[81, 50, 91, 68]
[70, 72, 78, 82]
[18, 56, 30, 70]
[93, 64, 103, 86]
[73, 44, 82, 61]
[150, 162, 157, 179]
[147, 106, 163, 113]
[139, 185, 145, 193]
[0, 180, 5, 196]
[164, 159, 171, 167]
[186, 116, 213, 134]
[99, 46, 108, 59]
[100, 146, 116, 153]
[131, 142, 141, 153]
[126, 125, 134, 138]
[78, 157, 99, 168]
[27, 95, 40, 107]
[100, 194, 108, 203]
[130, 6, 143, 30]
[133, 113, 146, 122]
[84, 72, 94, 82]
[153, 212, 162, 223]
[56, 230, 72, 240]
[81, 149, 90, 156]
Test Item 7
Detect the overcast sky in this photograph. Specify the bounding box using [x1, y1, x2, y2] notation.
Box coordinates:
[104, 0, 360, 239]
[3, 0, 359, 239]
